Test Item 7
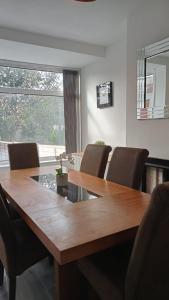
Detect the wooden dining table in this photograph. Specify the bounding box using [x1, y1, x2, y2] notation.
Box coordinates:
[0, 166, 150, 300]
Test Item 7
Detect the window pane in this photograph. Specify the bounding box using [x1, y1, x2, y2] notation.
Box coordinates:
[0, 66, 63, 93]
[0, 94, 65, 162]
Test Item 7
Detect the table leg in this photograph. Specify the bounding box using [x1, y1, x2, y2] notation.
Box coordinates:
[54, 259, 87, 300]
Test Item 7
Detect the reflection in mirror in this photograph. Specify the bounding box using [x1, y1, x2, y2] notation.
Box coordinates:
[137, 37, 169, 119]
[146, 53, 168, 108]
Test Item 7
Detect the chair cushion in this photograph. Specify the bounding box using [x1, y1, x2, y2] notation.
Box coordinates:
[12, 219, 48, 275]
[106, 147, 149, 189]
[78, 242, 133, 300]
[80, 144, 112, 178]
[125, 182, 169, 300]
[8, 143, 40, 170]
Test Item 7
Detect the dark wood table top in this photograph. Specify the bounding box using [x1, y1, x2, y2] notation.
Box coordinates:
[0, 166, 150, 265]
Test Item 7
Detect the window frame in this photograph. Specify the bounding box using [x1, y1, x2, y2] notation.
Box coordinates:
[0, 59, 81, 167]
[0, 59, 66, 165]
[0, 59, 64, 97]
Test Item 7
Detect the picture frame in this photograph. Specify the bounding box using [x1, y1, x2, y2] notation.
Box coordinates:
[96, 81, 113, 108]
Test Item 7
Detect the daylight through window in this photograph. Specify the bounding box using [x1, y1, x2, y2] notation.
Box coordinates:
[0, 64, 65, 165]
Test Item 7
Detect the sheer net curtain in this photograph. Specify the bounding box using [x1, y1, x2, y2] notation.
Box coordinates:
[63, 70, 79, 154]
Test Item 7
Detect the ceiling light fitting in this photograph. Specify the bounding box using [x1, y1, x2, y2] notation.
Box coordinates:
[74, 0, 96, 2]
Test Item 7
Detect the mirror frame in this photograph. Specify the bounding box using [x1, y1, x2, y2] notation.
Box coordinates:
[137, 36, 169, 119]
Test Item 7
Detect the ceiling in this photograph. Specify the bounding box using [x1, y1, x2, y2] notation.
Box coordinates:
[0, 0, 138, 67]
[0, 0, 137, 46]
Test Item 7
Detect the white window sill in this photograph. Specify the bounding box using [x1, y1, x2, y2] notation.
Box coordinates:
[0, 159, 58, 171]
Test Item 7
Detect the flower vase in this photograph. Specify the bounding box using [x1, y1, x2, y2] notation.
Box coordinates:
[56, 173, 68, 187]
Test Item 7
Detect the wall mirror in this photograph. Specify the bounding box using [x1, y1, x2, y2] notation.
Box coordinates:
[137, 37, 169, 119]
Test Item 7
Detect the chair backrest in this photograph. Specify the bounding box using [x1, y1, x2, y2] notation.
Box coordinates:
[80, 144, 112, 178]
[125, 182, 169, 300]
[0, 185, 15, 273]
[8, 143, 40, 170]
[106, 147, 149, 189]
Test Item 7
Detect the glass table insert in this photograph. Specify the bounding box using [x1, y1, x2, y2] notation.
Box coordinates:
[31, 173, 99, 203]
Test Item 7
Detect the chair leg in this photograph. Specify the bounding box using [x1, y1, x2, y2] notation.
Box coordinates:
[0, 261, 4, 286]
[9, 276, 16, 300]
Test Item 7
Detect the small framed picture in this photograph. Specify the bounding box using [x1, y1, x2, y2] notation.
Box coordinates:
[96, 81, 113, 108]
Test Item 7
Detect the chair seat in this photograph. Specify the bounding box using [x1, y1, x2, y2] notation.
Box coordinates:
[12, 219, 48, 275]
[78, 242, 133, 300]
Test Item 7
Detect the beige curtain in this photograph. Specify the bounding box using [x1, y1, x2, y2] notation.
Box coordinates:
[63, 70, 79, 154]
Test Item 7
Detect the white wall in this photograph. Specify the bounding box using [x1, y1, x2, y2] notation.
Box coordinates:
[81, 0, 169, 159]
[81, 33, 127, 149]
[126, 0, 169, 158]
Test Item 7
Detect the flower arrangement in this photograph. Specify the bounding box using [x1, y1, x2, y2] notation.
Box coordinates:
[55, 151, 75, 175]
[55, 151, 66, 176]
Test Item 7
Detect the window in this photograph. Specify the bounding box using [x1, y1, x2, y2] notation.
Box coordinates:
[0, 63, 65, 165]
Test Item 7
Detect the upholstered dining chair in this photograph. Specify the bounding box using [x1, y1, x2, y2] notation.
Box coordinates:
[106, 147, 149, 189]
[0, 184, 48, 300]
[80, 144, 112, 178]
[8, 142, 40, 170]
[7, 143, 40, 218]
[78, 181, 169, 300]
